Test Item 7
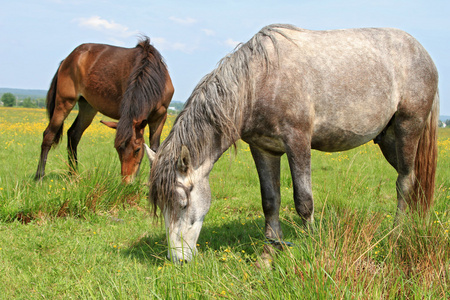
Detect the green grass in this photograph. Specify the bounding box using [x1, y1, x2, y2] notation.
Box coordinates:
[0, 107, 449, 299]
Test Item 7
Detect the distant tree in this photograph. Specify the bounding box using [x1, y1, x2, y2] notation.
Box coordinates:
[1, 93, 16, 107]
[22, 97, 38, 108]
[438, 120, 444, 128]
[446, 119, 450, 127]
[37, 98, 46, 108]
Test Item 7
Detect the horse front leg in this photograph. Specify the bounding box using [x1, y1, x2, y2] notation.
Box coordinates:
[284, 133, 314, 227]
[148, 108, 168, 152]
[249, 145, 283, 242]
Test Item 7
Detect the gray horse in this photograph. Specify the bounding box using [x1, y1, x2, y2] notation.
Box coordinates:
[146, 24, 439, 262]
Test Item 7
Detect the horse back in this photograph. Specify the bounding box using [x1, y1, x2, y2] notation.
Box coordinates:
[56, 43, 141, 119]
[249, 27, 438, 152]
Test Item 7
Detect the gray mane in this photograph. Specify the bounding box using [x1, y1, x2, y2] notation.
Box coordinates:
[148, 24, 300, 216]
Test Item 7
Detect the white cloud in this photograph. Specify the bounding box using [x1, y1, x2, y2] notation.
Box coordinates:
[151, 37, 168, 46]
[201, 29, 215, 36]
[152, 37, 195, 53]
[225, 38, 240, 48]
[169, 16, 197, 25]
[75, 16, 138, 38]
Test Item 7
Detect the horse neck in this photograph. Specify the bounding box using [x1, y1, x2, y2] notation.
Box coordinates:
[210, 131, 239, 164]
[171, 101, 242, 173]
[171, 47, 256, 169]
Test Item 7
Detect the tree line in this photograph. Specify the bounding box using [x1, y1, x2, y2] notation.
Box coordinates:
[2, 91, 450, 127]
[1, 92, 46, 108]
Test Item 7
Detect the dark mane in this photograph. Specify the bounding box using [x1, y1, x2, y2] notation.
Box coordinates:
[115, 37, 168, 148]
[148, 25, 295, 217]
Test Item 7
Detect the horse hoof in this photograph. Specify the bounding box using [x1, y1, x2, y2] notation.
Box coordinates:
[255, 249, 275, 269]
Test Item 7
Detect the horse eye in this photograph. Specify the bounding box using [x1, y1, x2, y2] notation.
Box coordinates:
[134, 148, 141, 155]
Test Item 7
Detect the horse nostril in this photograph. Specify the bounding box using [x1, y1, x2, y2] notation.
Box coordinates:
[122, 175, 134, 184]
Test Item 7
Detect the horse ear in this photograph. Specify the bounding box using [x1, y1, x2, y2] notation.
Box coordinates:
[177, 145, 191, 174]
[100, 120, 118, 129]
[143, 143, 155, 166]
[133, 120, 148, 139]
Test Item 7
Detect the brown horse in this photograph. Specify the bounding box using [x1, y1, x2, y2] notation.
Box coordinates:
[35, 37, 174, 183]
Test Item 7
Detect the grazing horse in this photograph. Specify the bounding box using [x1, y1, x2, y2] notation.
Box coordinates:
[145, 24, 439, 262]
[35, 37, 174, 183]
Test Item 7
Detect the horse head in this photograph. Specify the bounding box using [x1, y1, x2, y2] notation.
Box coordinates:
[101, 119, 148, 184]
[145, 143, 213, 263]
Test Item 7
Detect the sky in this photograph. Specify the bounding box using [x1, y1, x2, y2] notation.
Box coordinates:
[1, 0, 449, 114]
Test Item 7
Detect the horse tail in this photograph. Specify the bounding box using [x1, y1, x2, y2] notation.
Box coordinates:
[46, 61, 64, 146]
[413, 90, 439, 213]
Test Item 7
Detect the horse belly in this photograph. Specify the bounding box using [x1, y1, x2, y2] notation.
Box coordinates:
[309, 88, 397, 152]
[311, 117, 389, 152]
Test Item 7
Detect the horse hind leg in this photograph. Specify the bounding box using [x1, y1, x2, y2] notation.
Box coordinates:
[35, 96, 75, 180]
[67, 98, 97, 174]
[378, 113, 432, 218]
[35, 123, 63, 180]
[375, 120, 411, 217]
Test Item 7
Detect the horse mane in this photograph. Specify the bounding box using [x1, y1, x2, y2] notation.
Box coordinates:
[115, 36, 168, 148]
[149, 24, 298, 217]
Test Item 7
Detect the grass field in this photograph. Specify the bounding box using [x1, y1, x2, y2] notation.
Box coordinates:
[0, 106, 449, 299]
